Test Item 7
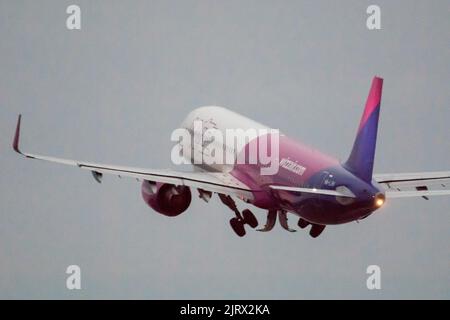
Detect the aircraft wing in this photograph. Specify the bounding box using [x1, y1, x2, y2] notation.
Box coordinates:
[269, 185, 356, 198]
[373, 171, 450, 199]
[12, 115, 254, 200]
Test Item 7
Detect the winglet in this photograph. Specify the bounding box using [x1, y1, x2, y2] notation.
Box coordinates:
[13, 114, 22, 154]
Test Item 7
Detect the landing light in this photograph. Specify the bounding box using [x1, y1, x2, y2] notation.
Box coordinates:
[374, 193, 385, 207]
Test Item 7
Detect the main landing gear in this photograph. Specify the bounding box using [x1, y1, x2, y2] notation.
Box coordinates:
[298, 218, 326, 238]
[218, 193, 326, 238]
[218, 194, 259, 237]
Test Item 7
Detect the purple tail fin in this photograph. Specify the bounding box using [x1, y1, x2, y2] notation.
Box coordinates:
[344, 77, 383, 183]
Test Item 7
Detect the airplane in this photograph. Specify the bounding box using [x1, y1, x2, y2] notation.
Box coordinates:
[12, 76, 450, 238]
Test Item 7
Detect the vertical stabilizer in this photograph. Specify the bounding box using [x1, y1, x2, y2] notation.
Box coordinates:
[344, 77, 383, 182]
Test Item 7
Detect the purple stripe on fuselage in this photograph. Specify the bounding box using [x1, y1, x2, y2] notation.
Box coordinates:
[231, 134, 339, 209]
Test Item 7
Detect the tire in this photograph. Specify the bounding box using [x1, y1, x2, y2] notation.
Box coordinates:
[298, 218, 309, 229]
[242, 209, 258, 228]
[230, 217, 246, 237]
[309, 224, 325, 238]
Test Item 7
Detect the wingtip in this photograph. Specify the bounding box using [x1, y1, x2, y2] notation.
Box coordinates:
[13, 114, 22, 153]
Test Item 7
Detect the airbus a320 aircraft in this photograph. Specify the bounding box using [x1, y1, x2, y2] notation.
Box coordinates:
[13, 77, 450, 237]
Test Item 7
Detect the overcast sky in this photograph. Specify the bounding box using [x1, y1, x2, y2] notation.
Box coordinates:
[1, 0, 449, 299]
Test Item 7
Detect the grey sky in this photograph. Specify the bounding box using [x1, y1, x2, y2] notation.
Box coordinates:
[0, 0, 449, 299]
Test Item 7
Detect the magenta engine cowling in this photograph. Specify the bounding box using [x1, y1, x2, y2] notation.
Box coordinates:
[141, 180, 192, 217]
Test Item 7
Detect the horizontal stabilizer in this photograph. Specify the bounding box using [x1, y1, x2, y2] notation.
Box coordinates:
[385, 190, 450, 198]
[375, 170, 450, 199]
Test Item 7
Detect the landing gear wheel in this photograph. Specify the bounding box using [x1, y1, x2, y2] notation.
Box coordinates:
[298, 218, 309, 229]
[230, 218, 246, 237]
[242, 209, 258, 228]
[309, 224, 325, 238]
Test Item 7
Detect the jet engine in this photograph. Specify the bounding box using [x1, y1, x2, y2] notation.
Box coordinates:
[141, 180, 192, 217]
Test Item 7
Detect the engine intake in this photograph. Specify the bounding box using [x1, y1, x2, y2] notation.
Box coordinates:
[141, 181, 192, 217]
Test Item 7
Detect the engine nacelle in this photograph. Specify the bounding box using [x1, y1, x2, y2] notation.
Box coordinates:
[141, 180, 192, 217]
